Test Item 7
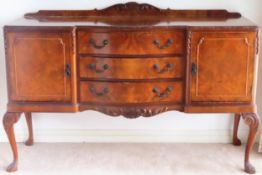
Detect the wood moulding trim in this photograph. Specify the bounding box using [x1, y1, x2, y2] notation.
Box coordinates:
[78, 53, 185, 59]
[78, 78, 184, 82]
[184, 104, 256, 113]
[255, 30, 259, 55]
[7, 103, 80, 113]
[7, 102, 256, 115]
[7, 102, 183, 116]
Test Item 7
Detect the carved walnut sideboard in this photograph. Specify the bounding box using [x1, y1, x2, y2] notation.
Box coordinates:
[2, 2, 260, 174]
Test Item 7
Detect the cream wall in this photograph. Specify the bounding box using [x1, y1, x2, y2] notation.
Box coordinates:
[0, 0, 261, 143]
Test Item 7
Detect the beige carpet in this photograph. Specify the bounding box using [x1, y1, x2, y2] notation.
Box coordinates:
[0, 143, 261, 175]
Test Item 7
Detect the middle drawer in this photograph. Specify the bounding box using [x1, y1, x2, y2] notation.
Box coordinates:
[79, 57, 184, 79]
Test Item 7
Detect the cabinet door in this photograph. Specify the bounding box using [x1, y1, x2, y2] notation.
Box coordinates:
[189, 31, 257, 103]
[6, 30, 73, 102]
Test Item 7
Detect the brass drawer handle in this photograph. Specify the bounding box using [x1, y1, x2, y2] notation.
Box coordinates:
[89, 86, 109, 97]
[191, 63, 197, 75]
[153, 39, 173, 49]
[88, 63, 109, 73]
[152, 86, 173, 98]
[89, 38, 109, 49]
[153, 63, 173, 73]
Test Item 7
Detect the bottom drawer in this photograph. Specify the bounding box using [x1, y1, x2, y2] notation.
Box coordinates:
[80, 81, 183, 104]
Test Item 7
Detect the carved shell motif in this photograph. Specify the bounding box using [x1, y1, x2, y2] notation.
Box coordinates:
[99, 2, 162, 15]
[92, 106, 169, 119]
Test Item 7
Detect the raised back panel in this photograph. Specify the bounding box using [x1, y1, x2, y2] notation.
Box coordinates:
[24, 2, 241, 24]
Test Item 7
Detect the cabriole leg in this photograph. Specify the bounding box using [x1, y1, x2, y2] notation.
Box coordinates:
[3, 112, 22, 172]
[24, 112, 34, 146]
[233, 113, 242, 146]
[242, 113, 260, 174]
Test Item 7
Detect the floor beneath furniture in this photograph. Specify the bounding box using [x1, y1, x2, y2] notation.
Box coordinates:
[0, 143, 261, 175]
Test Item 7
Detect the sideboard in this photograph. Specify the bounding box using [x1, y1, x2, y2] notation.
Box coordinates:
[3, 2, 260, 174]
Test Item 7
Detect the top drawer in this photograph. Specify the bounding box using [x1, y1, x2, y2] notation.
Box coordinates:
[77, 30, 185, 55]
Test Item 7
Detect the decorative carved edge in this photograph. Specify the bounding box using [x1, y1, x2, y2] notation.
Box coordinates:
[185, 30, 192, 105]
[72, 27, 77, 56]
[186, 30, 192, 61]
[98, 2, 162, 13]
[255, 30, 259, 55]
[90, 106, 170, 119]
[3, 27, 9, 65]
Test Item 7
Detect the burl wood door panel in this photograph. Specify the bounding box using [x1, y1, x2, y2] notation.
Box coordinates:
[77, 30, 185, 55]
[80, 81, 183, 104]
[189, 31, 256, 103]
[5, 30, 73, 102]
[79, 57, 184, 79]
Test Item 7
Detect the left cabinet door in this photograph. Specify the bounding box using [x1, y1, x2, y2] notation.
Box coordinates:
[5, 29, 73, 102]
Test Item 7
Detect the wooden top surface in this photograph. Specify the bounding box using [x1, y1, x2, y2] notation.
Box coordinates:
[6, 2, 258, 28]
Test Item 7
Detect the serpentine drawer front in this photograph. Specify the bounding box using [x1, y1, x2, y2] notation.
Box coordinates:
[79, 57, 184, 79]
[80, 81, 183, 104]
[77, 30, 185, 55]
[2, 2, 260, 174]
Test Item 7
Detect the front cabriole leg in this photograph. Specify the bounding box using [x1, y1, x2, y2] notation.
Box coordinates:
[242, 113, 260, 174]
[3, 112, 22, 172]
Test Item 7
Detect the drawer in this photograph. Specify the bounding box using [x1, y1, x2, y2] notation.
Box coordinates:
[79, 57, 184, 79]
[80, 81, 183, 104]
[77, 30, 185, 55]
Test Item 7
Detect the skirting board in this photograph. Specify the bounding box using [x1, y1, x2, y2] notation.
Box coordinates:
[0, 129, 254, 143]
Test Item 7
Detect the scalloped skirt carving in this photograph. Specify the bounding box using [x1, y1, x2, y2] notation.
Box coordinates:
[79, 104, 183, 119]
